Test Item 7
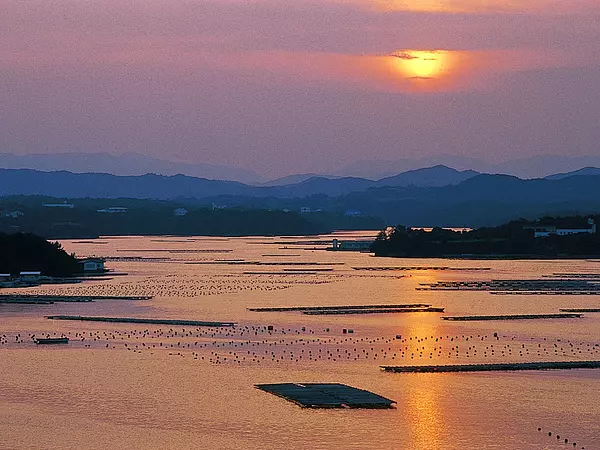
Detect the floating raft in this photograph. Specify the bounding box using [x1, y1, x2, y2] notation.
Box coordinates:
[418, 279, 600, 293]
[34, 337, 69, 345]
[46, 316, 236, 327]
[303, 307, 444, 315]
[490, 291, 600, 296]
[560, 308, 600, 312]
[381, 361, 600, 373]
[255, 383, 396, 409]
[249, 304, 432, 312]
[243, 271, 318, 275]
[352, 266, 490, 271]
[0, 298, 54, 304]
[0, 294, 152, 303]
[248, 304, 443, 314]
[442, 313, 582, 321]
[546, 273, 600, 279]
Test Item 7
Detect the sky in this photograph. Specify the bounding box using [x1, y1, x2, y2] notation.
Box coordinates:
[1, 0, 600, 178]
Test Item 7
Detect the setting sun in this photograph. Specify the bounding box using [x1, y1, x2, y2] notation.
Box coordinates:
[390, 50, 452, 79]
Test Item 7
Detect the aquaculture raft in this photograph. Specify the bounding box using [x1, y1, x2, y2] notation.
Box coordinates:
[249, 304, 444, 315]
[46, 316, 236, 327]
[0, 294, 152, 303]
[381, 361, 600, 373]
[441, 313, 582, 321]
[560, 308, 600, 312]
[34, 337, 69, 345]
[255, 383, 396, 409]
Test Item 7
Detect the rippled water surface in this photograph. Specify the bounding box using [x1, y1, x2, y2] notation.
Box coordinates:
[1, 233, 600, 449]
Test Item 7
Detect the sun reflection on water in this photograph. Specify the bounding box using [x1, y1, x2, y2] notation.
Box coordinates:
[401, 319, 447, 449]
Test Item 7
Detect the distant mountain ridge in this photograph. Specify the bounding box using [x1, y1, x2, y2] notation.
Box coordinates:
[4, 151, 600, 181]
[3, 167, 600, 227]
[334, 155, 600, 180]
[0, 152, 264, 184]
[0, 165, 481, 199]
[544, 167, 600, 180]
[374, 165, 479, 187]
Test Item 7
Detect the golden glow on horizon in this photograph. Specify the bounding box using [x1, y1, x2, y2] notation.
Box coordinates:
[372, 0, 557, 13]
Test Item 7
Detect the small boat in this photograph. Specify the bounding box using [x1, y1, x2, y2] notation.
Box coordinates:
[34, 337, 69, 345]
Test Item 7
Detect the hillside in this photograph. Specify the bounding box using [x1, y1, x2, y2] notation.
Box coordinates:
[0, 197, 384, 238]
[3, 168, 600, 228]
[372, 215, 600, 258]
[0, 166, 481, 199]
[0, 233, 79, 275]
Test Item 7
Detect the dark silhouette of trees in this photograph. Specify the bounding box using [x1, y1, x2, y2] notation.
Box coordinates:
[0, 232, 79, 275]
[372, 216, 600, 257]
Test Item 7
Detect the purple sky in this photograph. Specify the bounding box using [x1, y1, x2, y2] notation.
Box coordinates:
[1, 0, 599, 178]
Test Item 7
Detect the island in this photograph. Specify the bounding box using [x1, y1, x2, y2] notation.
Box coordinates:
[372, 216, 600, 258]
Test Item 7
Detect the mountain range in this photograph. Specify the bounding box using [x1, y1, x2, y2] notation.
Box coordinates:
[0, 165, 480, 199]
[0, 152, 264, 184]
[3, 152, 600, 182]
[2, 164, 600, 227]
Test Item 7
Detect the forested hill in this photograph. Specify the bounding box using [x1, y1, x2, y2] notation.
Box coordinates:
[0, 233, 79, 275]
[372, 216, 600, 258]
[0, 197, 383, 239]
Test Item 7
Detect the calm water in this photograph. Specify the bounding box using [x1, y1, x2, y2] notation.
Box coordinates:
[1, 233, 599, 449]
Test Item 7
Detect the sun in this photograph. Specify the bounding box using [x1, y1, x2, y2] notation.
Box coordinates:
[390, 50, 451, 80]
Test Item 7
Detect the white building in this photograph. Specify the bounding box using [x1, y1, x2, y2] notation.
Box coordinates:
[331, 239, 373, 251]
[97, 207, 128, 213]
[344, 209, 362, 217]
[19, 271, 41, 283]
[2, 211, 24, 218]
[173, 208, 188, 216]
[78, 258, 105, 272]
[43, 202, 74, 208]
[530, 218, 597, 238]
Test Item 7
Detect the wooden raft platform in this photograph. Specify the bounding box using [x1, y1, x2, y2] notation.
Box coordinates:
[303, 307, 444, 315]
[0, 295, 152, 303]
[560, 308, 600, 312]
[34, 337, 69, 345]
[255, 383, 396, 409]
[248, 304, 443, 315]
[381, 361, 600, 373]
[442, 313, 582, 321]
[46, 315, 236, 327]
[352, 266, 491, 271]
[249, 304, 431, 312]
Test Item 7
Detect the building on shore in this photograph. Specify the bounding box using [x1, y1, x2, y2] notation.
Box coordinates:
[526, 218, 597, 238]
[330, 239, 373, 251]
[2, 211, 24, 218]
[77, 258, 106, 273]
[97, 207, 128, 213]
[344, 209, 362, 217]
[173, 208, 188, 216]
[19, 271, 41, 285]
[43, 202, 74, 208]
